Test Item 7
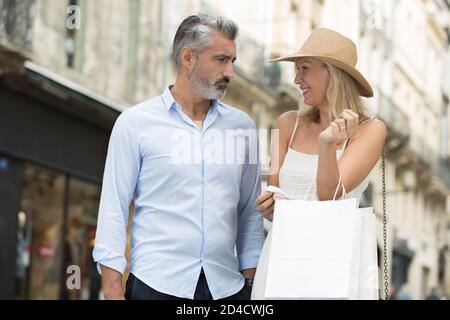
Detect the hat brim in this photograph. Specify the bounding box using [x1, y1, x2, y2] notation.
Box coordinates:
[270, 52, 373, 98]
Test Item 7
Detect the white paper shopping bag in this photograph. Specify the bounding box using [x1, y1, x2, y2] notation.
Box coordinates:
[356, 207, 379, 300]
[264, 198, 360, 299]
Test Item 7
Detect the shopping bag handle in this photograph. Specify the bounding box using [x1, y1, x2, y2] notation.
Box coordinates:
[303, 175, 346, 201]
[332, 175, 346, 200]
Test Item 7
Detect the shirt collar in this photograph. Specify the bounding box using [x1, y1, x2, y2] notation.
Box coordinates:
[161, 86, 176, 110]
[161, 85, 225, 113]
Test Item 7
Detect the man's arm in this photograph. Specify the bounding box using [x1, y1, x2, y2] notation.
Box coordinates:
[236, 125, 264, 278]
[100, 265, 125, 300]
[241, 268, 256, 279]
[92, 110, 141, 300]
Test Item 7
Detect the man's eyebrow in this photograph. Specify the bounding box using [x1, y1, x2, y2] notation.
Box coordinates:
[214, 54, 237, 62]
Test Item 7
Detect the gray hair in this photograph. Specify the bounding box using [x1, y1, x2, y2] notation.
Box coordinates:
[171, 14, 239, 70]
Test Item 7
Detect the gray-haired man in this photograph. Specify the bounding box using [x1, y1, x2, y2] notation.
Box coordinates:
[93, 14, 263, 300]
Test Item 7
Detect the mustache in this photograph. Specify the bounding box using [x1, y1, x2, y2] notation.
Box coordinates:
[214, 77, 230, 86]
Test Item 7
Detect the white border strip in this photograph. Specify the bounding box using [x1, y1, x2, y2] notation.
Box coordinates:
[24, 61, 127, 112]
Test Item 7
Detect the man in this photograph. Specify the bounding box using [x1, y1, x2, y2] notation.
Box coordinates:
[93, 14, 263, 300]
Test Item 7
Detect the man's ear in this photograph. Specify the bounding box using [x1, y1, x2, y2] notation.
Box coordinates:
[180, 47, 196, 71]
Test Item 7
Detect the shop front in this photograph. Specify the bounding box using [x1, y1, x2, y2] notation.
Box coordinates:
[0, 62, 122, 299]
[15, 163, 103, 300]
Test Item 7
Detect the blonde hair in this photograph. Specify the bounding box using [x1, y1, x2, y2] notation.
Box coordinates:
[299, 59, 371, 124]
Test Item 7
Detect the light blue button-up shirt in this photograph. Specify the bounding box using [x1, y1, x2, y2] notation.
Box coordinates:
[93, 87, 263, 299]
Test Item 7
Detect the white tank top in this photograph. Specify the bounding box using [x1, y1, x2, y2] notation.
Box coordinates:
[278, 113, 370, 201]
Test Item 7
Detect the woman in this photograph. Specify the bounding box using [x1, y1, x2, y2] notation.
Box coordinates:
[251, 28, 386, 299]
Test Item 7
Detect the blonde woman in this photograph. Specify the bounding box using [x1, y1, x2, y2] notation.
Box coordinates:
[251, 28, 386, 299]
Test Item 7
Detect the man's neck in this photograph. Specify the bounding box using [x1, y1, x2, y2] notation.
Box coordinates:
[170, 81, 211, 122]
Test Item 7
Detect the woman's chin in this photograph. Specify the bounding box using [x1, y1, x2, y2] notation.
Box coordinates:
[302, 98, 314, 106]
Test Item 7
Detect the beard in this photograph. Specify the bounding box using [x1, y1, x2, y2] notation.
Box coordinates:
[189, 63, 229, 100]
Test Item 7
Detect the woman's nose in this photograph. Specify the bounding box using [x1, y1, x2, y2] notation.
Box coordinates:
[294, 72, 303, 85]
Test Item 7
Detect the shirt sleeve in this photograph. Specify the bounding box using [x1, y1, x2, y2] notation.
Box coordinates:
[92, 110, 141, 275]
[236, 123, 264, 271]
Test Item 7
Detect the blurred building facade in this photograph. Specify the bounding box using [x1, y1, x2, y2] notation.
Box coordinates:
[355, 0, 450, 299]
[0, 0, 449, 299]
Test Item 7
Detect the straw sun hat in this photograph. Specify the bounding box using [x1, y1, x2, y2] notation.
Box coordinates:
[271, 28, 373, 97]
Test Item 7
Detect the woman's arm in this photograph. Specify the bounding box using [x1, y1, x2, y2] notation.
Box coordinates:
[267, 111, 297, 186]
[317, 114, 387, 200]
[256, 111, 297, 221]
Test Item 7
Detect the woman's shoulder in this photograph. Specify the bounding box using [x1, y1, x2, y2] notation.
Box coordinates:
[276, 110, 298, 128]
[359, 118, 386, 132]
[273, 111, 300, 147]
[355, 118, 387, 140]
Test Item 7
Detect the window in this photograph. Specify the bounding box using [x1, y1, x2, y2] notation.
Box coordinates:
[65, 0, 86, 70]
[125, 0, 140, 101]
[61, 178, 101, 300]
[0, 0, 35, 51]
[17, 164, 66, 299]
[16, 164, 103, 300]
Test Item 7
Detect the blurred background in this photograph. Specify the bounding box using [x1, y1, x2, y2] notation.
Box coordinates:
[0, 0, 449, 300]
